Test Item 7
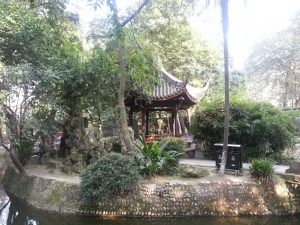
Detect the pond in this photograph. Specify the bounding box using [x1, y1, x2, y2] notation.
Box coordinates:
[1, 188, 299, 225]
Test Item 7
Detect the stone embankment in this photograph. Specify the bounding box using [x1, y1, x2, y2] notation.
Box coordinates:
[2, 166, 300, 217]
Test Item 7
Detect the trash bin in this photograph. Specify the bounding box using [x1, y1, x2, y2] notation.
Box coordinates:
[214, 143, 242, 170]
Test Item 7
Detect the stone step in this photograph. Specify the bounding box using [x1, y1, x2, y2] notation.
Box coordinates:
[280, 173, 300, 183]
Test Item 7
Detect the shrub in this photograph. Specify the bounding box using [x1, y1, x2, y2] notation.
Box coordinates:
[160, 137, 186, 154]
[19, 139, 33, 165]
[179, 165, 209, 178]
[134, 136, 182, 177]
[243, 147, 261, 161]
[250, 159, 274, 180]
[160, 137, 186, 172]
[269, 153, 294, 165]
[80, 153, 140, 203]
[191, 96, 295, 160]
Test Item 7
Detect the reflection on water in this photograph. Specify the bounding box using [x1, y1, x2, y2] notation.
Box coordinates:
[0, 188, 300, 225]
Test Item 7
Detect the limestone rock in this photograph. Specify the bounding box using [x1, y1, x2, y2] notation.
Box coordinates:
[286, 161, 300, 174]
[179, 165, 209, 178]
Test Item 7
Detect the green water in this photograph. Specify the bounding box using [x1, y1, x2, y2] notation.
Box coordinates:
[1, 190, 299, 225]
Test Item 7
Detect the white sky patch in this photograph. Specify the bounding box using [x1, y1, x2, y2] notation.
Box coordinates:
[68, 0, 300, 70]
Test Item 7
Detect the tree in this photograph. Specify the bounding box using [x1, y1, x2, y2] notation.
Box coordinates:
[202, 0, 230, 175]
[88, 0, 151, 152]
[88, 0, 223, 153]
[207, 69, 246, 97]
[0, 64, 41, 173]
[219, 0, 230, 175]
[0, 0, 88, 172]
[245, 12, 300, 108]
[132, 0, 222, 82]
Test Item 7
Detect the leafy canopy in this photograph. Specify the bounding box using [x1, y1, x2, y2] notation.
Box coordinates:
[191, 95, 295, 160]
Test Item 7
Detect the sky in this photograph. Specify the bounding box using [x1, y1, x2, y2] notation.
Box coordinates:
[68, 0, 300, 70]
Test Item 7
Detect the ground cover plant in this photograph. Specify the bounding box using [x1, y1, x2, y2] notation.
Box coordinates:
[134, 136, 183, 177]
[250, 159, 274, 181]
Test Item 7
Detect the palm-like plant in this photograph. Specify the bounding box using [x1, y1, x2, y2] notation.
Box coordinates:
[219, 0, 230, 175]
[204, 0, 230, 175]
[134, 136, 182, 177]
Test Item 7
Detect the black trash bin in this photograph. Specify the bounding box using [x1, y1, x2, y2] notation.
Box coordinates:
[215, 143, 242, 170]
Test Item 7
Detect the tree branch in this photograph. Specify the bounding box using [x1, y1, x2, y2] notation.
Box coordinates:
[89, 0, 149, 39]
[0, 201, 10, 213]
[120, 0, 150, 28]
[0, 143, 10, 152]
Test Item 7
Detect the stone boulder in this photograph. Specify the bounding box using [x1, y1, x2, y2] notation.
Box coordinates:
[286, 161, 300, 174]
[179, 165, 209, 178]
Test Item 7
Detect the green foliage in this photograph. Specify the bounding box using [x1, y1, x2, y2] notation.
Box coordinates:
[282, 110, 300, 118]
[0, 0, 118, 166]
[243, 148, 261, 161]
[160, 137, 186, 154]
[19, 139, 33, 165]
[207, 70, 246, 97]
[134, 136, 182, 177]
[245, 12, 300, 106]
[111, 143, 122, 153]
[269, 153, 294, 166]
[159, 137, 185, 174]
[131, 0, 222, 82]
[80, 153, 140, 203]
[250, 159, 274, 180]
[191, 96, 295, 159]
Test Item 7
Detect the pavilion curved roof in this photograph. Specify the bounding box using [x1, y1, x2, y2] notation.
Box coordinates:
[125, 68, 209, 110]
[150, 68, 208, 103]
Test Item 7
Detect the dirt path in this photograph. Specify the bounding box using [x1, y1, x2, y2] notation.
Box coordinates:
[25, 164, 80, 184]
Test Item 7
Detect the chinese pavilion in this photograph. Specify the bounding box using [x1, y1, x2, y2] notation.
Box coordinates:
[125, 68, 209, 140]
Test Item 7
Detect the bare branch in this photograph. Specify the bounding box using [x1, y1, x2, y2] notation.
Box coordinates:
[0, 201, 10, 213]
[120, 0, 150, 28]
[90, 0, 149, 39]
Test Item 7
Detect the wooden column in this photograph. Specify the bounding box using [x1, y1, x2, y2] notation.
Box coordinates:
[172, 109, 176, 136]
[174, 109, 179, 136]
[141, 109, 146, 135]
[145, 110, 149, 135]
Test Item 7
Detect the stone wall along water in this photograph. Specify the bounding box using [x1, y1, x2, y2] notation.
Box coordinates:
[3, 167, 300, 217]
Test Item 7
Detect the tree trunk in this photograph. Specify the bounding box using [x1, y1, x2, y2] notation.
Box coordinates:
[3, 106, 26, 174]
[1, 143, 25, 175]
[108, 0, 135, 152]
[117, 41, 135, 152]
[219, 0, 230, 175]
[9, 148, 26, 175]
[60, 108, 86, 157]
